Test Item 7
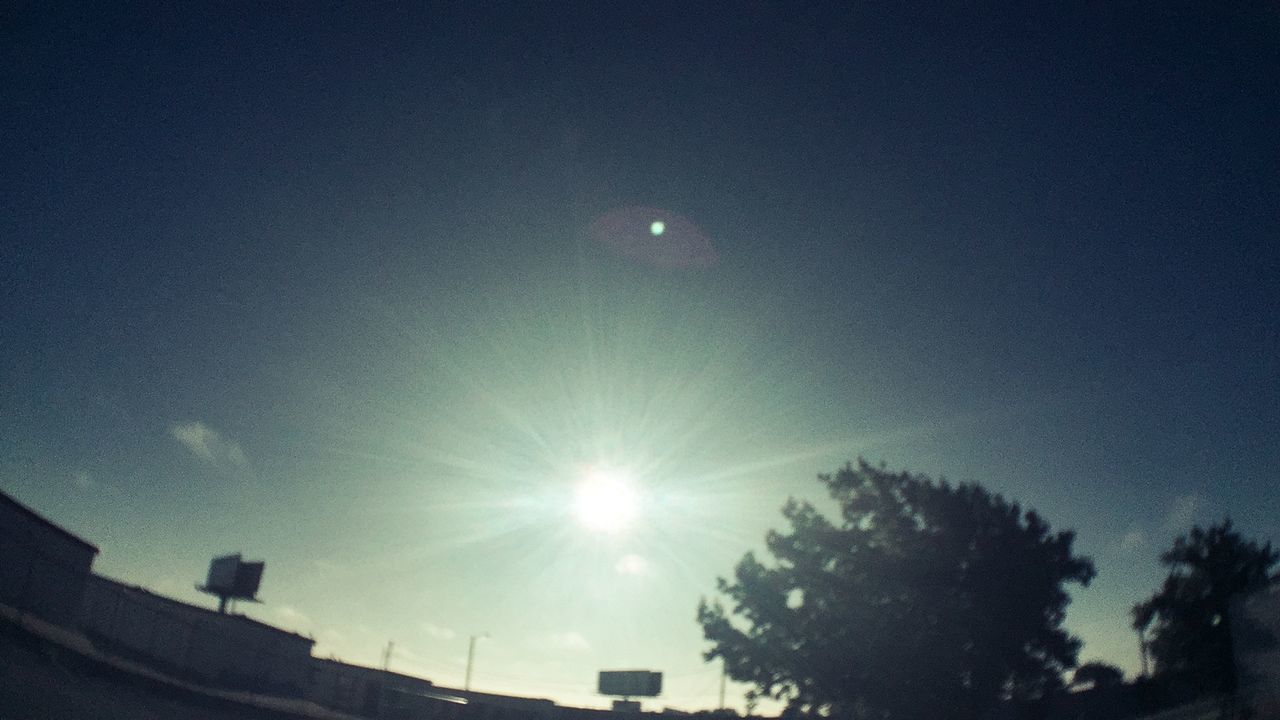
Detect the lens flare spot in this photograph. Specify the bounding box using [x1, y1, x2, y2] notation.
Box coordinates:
[588, 206, 718, 269]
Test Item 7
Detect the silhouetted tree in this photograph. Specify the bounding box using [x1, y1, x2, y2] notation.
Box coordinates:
[1071, 661, 1124, 689]
[697, 460, 1096, 720]
[1132, 519, 1278, 697]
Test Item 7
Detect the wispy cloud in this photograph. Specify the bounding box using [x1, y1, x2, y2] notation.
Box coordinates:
[548, 630, 590, 652]
[153, 576, 185, 597]
[1119, 528, 1147, 553]
[421, 622, 457, 640]
[170, 421, 249, 471]
[1163, 493, 1200, 531]
[313, 628, 348, 661]
[615, 553, 650, 576]
[311, 558, 346, 573]
[275, 604, 311, 628]
[72, 471, 96, 490]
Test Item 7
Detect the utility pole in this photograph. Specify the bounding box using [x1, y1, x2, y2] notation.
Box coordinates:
[465, 633, 488, 692]
[382, 641, 394, 672]
[719, 658, 727, 710]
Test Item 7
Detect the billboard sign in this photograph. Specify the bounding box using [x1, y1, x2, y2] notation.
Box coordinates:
[232, 560, 264, 598]
[203, 554, 265, 600]
[598, 670, 662, 698]
[206, 554, 241, 593]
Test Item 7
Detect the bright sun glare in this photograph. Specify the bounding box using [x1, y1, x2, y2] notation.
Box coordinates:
[573, 468, 639, 534]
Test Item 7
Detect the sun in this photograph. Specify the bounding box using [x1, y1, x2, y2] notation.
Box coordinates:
[573, 468, 639, 534]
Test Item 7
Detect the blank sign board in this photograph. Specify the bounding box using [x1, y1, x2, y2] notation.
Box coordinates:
[206, 554, 239, 591]
[203, 553, 264, 600]
[598, 670, 662, 697]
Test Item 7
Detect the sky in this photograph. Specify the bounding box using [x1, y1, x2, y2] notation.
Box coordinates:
[3, 1, 1279, 712]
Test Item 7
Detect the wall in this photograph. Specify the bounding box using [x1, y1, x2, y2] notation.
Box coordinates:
[79, 574, 314, 695]
[1234, 583, 1280, 717]
[307, 657, 462, 717]
[305, 658, 574, 720]
[0, 490, 98, 625]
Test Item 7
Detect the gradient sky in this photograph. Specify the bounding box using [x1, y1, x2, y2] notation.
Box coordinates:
[3, 2, 1279, 712]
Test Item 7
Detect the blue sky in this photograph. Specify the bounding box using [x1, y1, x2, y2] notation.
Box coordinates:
[3, 2, 1278, 711]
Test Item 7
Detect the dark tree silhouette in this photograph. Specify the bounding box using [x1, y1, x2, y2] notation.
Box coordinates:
[1132, 519, 1279, 697]
[1071, 661, 1124, 689]
[697, 460, 1096, 720]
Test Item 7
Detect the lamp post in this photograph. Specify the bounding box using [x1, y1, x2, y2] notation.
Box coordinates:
[465, 633, 489, 691]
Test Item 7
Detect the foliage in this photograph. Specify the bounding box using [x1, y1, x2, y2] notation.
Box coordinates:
[697, 460, 1096, 720]
[1071, 661, 1124, 689]
[1132, 519, 1279, 696]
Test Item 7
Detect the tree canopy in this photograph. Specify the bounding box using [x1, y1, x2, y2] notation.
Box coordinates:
[1132, 519, 1279, 696]
[697, 460, 1095, 720]
[1071, 661, 1124, 689]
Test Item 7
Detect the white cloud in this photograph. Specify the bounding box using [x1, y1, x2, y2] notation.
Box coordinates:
[275, 605, 311, 626]
[615, 553, 649, 576]
[170, 421, 249, 470]
[311, 559, 346, 573]
[73, 471, 96, 490]
[313, 628, 349, 662]
[548, 631, 590, 652]
[421, 622, 457, 640]
[153, 576, 185, 596]
[385, 645, 437, 678]
[1119, 529, 1147, 553]
[1164, 493, 1200, 531]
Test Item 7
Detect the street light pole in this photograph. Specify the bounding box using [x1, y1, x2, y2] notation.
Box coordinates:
[719, 658, 727, 710]
[465, 633, 488, 691]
